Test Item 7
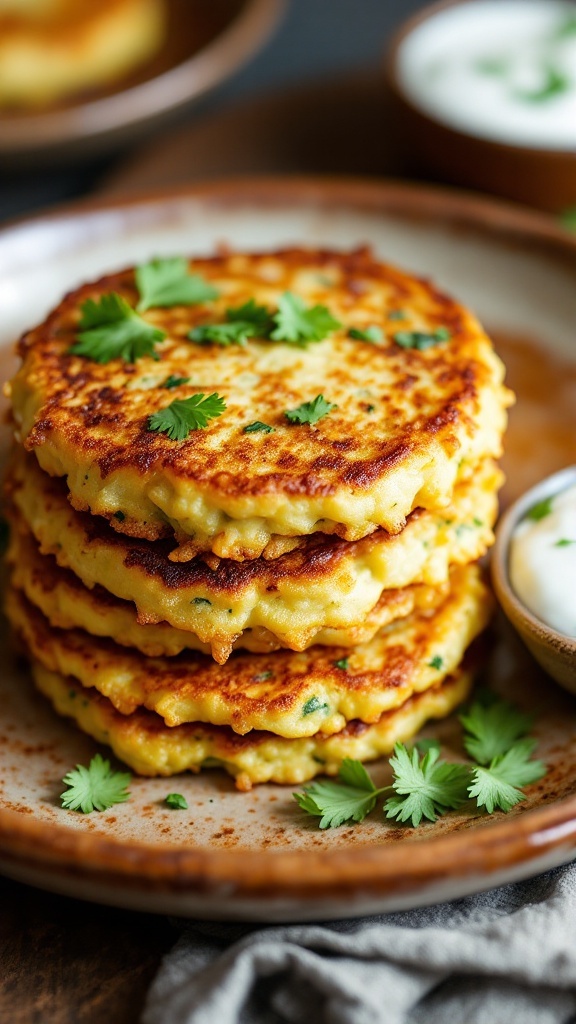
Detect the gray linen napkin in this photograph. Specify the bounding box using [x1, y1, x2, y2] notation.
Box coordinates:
[142, 863, 576, 1024]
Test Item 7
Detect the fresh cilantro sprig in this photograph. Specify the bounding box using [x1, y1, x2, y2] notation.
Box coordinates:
[285, 395, 336, 425]
[468, 739, 546, 814]
[70, 293, 165, 364]
[60, 753, 131, 813]
[295, 693, 546, 829]
[148, 393, 226, 440]
[384, 744, 470, 826]
[461, 695, 545, 814]
[136, 258, 219, 312]
[271, 292, 341, 345]
[459, 693, 533, 764]
[294, 759, 385, 828]
[189, 299, 274, 347]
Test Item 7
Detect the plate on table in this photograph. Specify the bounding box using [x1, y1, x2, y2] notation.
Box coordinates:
[0, 177, 575, 922]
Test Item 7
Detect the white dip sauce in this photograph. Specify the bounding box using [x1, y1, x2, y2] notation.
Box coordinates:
[397, 0, 576, 148]
[510, 482, 576, 637]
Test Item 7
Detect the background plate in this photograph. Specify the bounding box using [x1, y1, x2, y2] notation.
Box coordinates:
[0, 0, 284, 162]
[0, 178, 575, 921]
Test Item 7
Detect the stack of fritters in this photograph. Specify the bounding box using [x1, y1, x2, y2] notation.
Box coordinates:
[4, 247, 512, 789]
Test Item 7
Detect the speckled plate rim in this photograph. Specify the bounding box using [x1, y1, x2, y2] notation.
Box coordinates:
[1, 176, 576, 916]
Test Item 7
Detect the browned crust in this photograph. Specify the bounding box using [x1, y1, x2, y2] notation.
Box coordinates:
[7, 458, 429, 594]
[7, 581, 483, 731]
[17, 246, 493, 499]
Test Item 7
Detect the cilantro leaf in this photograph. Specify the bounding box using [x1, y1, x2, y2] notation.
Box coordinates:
[285, 394, 336, 425]
[294, 758, 381, 828]
[189, 321, 255, 346]
[271, 292, 341, 345]
[460, 695, 533, 765]
[468, 741, 546, 814]
[393, 328, 451, 351]
[384, 743, 470, 827]
[348, 326, 383, 344]
[526, 495, 554, 522]
[302, 696, 329, 716]
[135, 258, 218, 312]
[71, 293, 165, 363]
[60, 753, 131, 813]
[243, 421, 274, 434]
[148, 393, 226, 440]
[226, 299, 274, 336]
[165, 793, 188, 810]
[162, 375, 191, 389]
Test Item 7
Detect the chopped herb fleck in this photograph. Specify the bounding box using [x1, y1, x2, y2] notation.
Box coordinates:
[165, 793, 188, 810]
[526, 495, 554, 522]
[429, 656, 443, 671]
[555, 538, 576, 547]
[193, 597, 211, 607]
[244, 421, 275, 434]
[516, 65, 570, 104]
[253, 671, 273, 682]
[334, 657, 349, 671]
[348, 325, 383, 344]
[302, 696, 330, 717]
[162, 375, 191, 390]
[394, 328, 451, 351]
[113, 511, 125, 522]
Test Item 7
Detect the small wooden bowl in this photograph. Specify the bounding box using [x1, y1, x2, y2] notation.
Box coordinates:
[492, 467, 576, 694]
[385, 0, 576, 214]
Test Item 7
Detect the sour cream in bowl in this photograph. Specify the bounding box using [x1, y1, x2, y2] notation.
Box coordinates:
[387, 0, 576, 212]
[492, 466, 576, 694]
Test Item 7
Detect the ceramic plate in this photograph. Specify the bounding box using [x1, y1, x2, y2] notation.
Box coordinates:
[0, 178, 575, 922]
[0, 0, 284, 162]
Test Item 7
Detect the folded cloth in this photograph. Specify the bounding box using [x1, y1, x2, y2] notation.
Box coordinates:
[141, 863, 576, 1024]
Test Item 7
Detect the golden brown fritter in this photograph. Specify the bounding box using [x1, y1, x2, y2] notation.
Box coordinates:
[8, 247, 512, 560]
[6, 563, 492, 739]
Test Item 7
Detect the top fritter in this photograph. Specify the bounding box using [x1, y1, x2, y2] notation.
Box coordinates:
[8, 247, 512, 561]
